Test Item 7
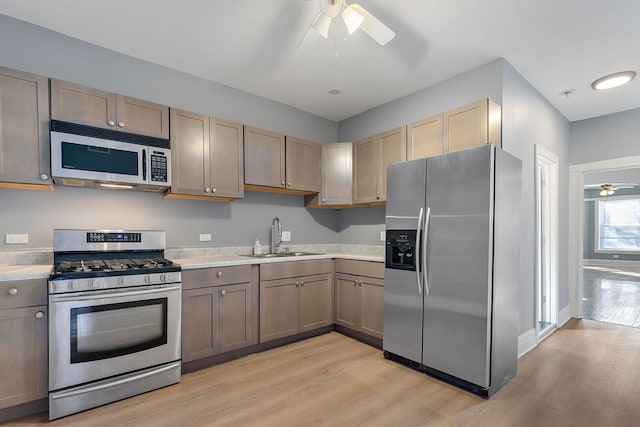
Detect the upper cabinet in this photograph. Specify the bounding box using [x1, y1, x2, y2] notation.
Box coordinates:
[0, 67, 52, 190]
[443, 98, 501, 152]
[244, 127, 320, 194]
[352, 126, 406, 204]
[407, 113, 443, 160]
[166, 109, 243, 201]
[50, 79, 169, 139]
[305, 143, 352, 208]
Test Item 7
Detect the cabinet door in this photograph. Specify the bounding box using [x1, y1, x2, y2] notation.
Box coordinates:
[444, 99, 501, 152]
[378, 127, 407, 202]
[210, 119, 244, 198]
[260, 278, 298, 342]
[244, 126, 285, 188]
[407, 114, 443, 160]
[360, 277, 384, 339]
[335, 274, 359, 329]
[182, 287, 218, 362]
[0, 67, 51, 187]
[116, 96, 169, 139]
[285, 137, 320, 192]
[299, 274, 333, 332]
[169, 109, 210, 197]
[218, 283, 253, 353]
[320, 143, 352, 205]
[50, 79, 117, 130]
[0, 306, 47, 410]
[352, 137, 378, 204]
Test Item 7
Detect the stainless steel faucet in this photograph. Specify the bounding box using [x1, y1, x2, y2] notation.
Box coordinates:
[270, 217, 282, 254]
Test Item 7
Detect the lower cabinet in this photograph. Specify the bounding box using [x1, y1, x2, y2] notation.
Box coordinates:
[260, 259, 333, 343]
[334, 260, 385, 339]
[182, 266, 258, 362]
[0, 280, 47, 410]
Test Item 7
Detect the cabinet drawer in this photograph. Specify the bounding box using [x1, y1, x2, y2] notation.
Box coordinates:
[182, 265, 252, 290]
[335, 259, 384, 279]
[0, 279, 47, 309]
[260, 259, 332, 281]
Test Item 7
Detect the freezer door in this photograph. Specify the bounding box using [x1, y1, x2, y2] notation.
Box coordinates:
[383, 158, 426, 363]
[423, 145, 494, 388]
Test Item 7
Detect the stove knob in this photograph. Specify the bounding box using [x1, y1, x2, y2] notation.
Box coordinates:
[118, 277, 125, 286]
[159, 274, 167, 283]
[144, 275, 152, 284]
[68, 281, 78, 290]
[91, 279, 100, 289]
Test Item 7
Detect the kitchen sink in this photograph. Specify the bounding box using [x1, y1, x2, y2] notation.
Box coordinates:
[243, 251, 321, 258]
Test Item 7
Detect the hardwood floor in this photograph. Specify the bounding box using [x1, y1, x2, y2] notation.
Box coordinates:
[6, 319, 640, 426]
[583, 266, 640, 327]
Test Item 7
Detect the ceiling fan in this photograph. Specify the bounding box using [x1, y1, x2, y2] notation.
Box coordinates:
[298, 0, 395, 47]
[583, 183, 638, 196]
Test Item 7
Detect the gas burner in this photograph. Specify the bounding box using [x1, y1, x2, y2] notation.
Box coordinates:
[55, 260, 108, 274]
[130, 258, 174, 269]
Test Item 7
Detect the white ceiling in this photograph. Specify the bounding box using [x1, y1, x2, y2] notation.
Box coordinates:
[1, 0, 639, 122]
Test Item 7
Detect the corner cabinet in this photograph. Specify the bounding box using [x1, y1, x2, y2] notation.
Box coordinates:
[0, 67, 52, 190]
[352, 127, 406, 204]
[305, 142, 353, 208]
[182, 265, 258, 362]
[443, 98, 501, 152]
[335, 259, 384, 339]
[259, 259, 333, 343]
[50, 79, 169, 139]
[166, 109, 244, 201]
[244, 127, 320, 195]
[0, 279, 48, 410]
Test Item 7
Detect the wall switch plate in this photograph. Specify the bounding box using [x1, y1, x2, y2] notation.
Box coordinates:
[380, 231, 386, 241]
[6, 234, 28, 244]
[199, 233, 212, 242]
[282, 231, 291, 242]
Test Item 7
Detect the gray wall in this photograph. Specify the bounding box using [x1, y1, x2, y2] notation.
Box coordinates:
[502, 61, 571, 333]
[571, 107, 640, 165]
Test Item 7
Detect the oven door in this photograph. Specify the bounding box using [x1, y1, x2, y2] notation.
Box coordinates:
[49, 283, 181, 391]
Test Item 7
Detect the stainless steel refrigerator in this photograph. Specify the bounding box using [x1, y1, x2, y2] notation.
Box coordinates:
[383, 144, 521, 397]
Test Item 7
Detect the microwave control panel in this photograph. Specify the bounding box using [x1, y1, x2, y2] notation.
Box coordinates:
[150, 151, 169, 183]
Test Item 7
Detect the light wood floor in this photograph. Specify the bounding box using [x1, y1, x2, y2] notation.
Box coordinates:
[6, 319, 640, 426]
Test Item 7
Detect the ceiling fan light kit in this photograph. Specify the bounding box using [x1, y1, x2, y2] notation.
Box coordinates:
[301, 0, 395, 48]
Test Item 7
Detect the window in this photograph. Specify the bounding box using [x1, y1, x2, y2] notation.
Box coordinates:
[596, 198, 640, 252]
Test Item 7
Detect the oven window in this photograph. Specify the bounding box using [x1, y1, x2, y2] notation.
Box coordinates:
[61, 141, 139, 176]
[70, 298, 167, 363]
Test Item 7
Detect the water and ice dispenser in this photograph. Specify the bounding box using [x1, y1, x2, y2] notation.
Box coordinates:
[385, 229, 417, 271]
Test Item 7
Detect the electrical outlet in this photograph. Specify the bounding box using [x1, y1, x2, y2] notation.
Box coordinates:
[6, 234, 28, 244]
[199, 233, 212, 242]
[282, 231, 291, 242]
[380, 231, 386, 241]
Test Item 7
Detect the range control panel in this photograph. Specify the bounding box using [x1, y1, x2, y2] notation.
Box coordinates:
[86, 232, 142, 243]
[385, 229, 417, 271]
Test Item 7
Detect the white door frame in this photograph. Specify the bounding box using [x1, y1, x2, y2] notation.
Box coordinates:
[535, 145, 559, 340]
[568, 155, 640, 317]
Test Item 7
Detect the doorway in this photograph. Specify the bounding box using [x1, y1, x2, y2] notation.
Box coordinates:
[535, 145, 559, 340]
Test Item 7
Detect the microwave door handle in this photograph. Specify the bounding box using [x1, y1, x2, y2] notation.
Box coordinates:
[142, 149, 147, 181]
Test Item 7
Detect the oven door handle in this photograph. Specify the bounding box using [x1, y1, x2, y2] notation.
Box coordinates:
[49, 284, 181, 303]
[50, 361, 181, 400]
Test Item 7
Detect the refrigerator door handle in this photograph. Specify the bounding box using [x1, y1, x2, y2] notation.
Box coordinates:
[415, 207, 424, 295]
[424, 206, 431, 295]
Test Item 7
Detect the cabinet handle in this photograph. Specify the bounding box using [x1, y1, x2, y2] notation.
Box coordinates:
[296, 280, 300, 287]
[40, 174, 49, 180]
[212, 188, 217, 193]
[287, 182, 291, 187]
[322, 198, 326, 203]
[217, 271, 223, 278]
[8, 288, 18, 296]
[220, 289, 226, 296]
[281, 181, 285, 186]
[118, 121, 125, 128]
[376, 196, 380, 200]
[107, 120, 115, 126]
[35, 311, 44, 319]
[205, 188, 211, 193]
[300, 281, 304, 287]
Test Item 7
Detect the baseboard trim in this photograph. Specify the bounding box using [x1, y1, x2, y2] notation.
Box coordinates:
[583, 259, 640, 268]
[518, 328, 537, 358]
[558, 304, 572, 327]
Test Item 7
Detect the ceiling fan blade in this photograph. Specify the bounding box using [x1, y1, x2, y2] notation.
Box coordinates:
[312, 13, 333, 38]
[349, 4, 395, 45]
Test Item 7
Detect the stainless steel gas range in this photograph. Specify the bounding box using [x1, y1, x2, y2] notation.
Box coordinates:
[47, 229, 182, 420]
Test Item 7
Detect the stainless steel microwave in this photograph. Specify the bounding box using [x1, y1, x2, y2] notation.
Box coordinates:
[50, 121, 171, 192]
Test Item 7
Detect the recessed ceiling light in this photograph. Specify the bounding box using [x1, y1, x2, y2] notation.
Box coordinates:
[591, 71, 636, 90]
[329, 89, 341, 95]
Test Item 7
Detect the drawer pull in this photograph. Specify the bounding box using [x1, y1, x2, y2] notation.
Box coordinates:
[8, 288, 18, 296]
[220, 290, 226, 296]
[35, 311, 44, 319]
[217, 271, 223, 278]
